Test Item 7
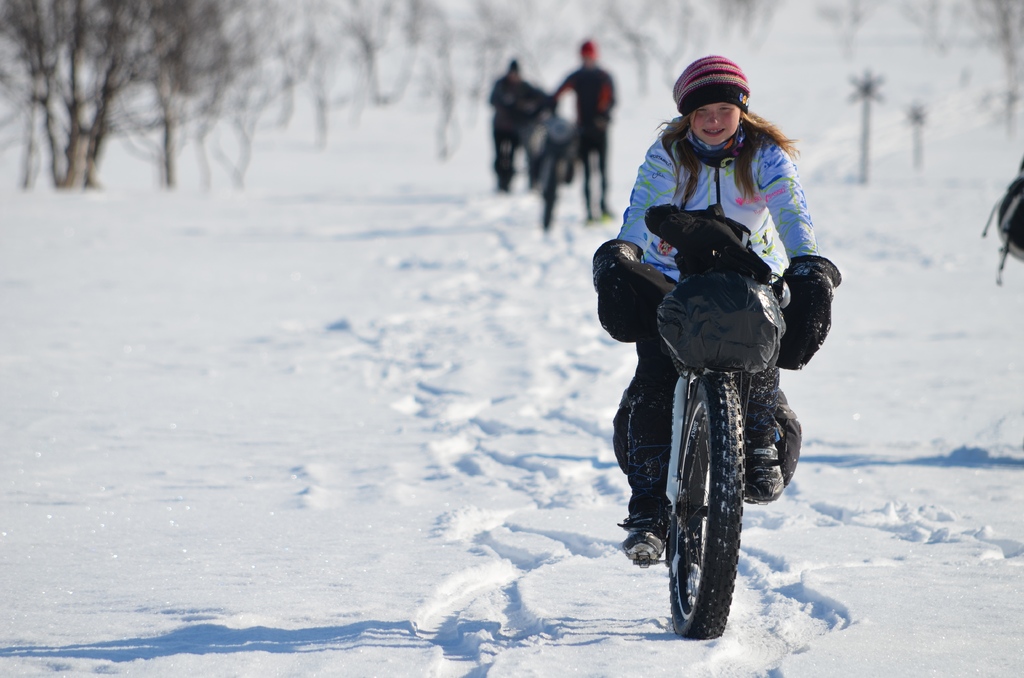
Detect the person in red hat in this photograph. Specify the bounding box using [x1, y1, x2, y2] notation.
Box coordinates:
[592, 55, 841, 565]
[552, 39, 616, 222]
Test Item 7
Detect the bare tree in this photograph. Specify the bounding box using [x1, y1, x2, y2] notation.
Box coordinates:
[651, 1, 709, 90]
[341, 0, 391, 111]
[598, 0, 706, 96]
[464, 0, 531, 103]
[901, 0, 966, 54]
[301, 0, 347, 148]
[599, 0, 654, 97]
[133, 0, 233, 188]
[971, 0, 1024, 138]
[0, 21, 41, 188]
[424, 5, 458, 159]
[207, 0, 277, 190]
[269, 1, 319, 130]
[387, 0, 431, 103]
[335, 0, 424, 117]
[818, 0, 878, 59]
[717, 0, 781, 42]
[0, 0, 151, 189]
[79, 1, 151, 188]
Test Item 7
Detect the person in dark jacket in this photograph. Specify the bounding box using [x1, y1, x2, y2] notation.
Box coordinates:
[489, 60, 547, 193]
[552, 40, 616, 221]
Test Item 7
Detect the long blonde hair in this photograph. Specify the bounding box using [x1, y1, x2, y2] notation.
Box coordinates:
[660, 111, 799, 204]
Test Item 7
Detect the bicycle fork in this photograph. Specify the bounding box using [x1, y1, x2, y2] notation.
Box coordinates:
[665, 371, 753, 514]
[664, 373, 691, 515]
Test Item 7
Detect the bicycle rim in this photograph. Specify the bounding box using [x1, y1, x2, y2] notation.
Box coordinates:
[669, 372, 745, 639]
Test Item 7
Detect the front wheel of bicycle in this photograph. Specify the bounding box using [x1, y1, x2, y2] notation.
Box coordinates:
[538, 154, 558, 231]
[669, 371, 745, 639]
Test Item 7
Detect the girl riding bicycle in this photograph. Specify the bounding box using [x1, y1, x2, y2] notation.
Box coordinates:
[593, 55, 840, 563]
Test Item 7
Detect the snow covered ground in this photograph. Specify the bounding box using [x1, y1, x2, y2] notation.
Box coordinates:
[2, 3, 1024, 676]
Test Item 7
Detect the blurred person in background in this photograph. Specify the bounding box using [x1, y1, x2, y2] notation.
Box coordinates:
[552, 40, 616, 222]
[489, 59, 547, 193]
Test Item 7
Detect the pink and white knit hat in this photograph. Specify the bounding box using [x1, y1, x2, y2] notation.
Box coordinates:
[672, 56, 750, 116]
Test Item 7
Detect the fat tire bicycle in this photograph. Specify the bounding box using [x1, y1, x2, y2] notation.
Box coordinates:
[537, 114, 577, 231]
[626, 202, 828, 639]
[633, 204, 789, 639]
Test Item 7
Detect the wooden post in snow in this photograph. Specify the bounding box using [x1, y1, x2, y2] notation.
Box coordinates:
[850, 70, 884, 184]
[907, 103, 927, 172]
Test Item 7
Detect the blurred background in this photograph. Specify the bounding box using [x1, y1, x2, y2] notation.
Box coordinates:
[0, 0, 1021, 194]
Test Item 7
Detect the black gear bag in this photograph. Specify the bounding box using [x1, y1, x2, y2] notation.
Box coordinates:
[648, 204, 784, 373]
[657, 270, 784, 373]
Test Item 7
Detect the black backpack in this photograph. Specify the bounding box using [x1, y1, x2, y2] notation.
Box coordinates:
[983, 157, 1024, 285]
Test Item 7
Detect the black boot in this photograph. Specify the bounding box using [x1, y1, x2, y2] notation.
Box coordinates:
[744, 368, 783, 504]
[618, 508, 668, 567]
[744, 445, 784, 504]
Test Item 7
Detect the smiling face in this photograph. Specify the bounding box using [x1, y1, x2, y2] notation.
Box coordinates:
[689, 103, 742, 145]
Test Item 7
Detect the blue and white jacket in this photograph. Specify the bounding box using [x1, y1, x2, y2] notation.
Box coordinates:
[618, 129, 818, 281]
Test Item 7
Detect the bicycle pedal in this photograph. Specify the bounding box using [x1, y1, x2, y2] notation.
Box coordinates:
[627, 546, 663, 568]
[622, 526, 666, 568]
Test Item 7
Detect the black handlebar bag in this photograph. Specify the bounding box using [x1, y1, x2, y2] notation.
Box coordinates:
[657, 270, 785, 373]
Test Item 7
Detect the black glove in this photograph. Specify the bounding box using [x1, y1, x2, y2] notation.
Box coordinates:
[644, 203, 680, 236]
[655, 205, 772, 284]
[592, 239, 643, 292]
[777, 255, 841, 370]
[787, 255, 842, 288]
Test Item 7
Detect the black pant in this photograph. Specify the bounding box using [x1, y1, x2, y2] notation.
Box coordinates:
[593, 241, 780, 517]
[493, 128, 520, 192]
[578, 127, 608, 218]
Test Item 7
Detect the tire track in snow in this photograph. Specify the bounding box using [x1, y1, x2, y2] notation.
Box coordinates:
[327, 198, 629, 672]
[415, 504, 619, 671]
[807, 499, 981, 546]
[340, 196, 862, 668]
[738, 545, 852, 632]
[343, 198, 624, 516]
[804, 497, 1024, 563]
[411, 560, 519, 640]
[724, 482, 1023, 672]
[663, 538, 854, 674]
[723, 489, 988, 668]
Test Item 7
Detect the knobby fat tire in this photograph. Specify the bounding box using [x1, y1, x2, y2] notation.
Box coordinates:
[541, 155, 558, 231]
[668, 371, 745, 639]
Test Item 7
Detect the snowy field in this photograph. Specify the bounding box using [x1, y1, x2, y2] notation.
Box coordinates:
[2, 3, 1024, 677]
